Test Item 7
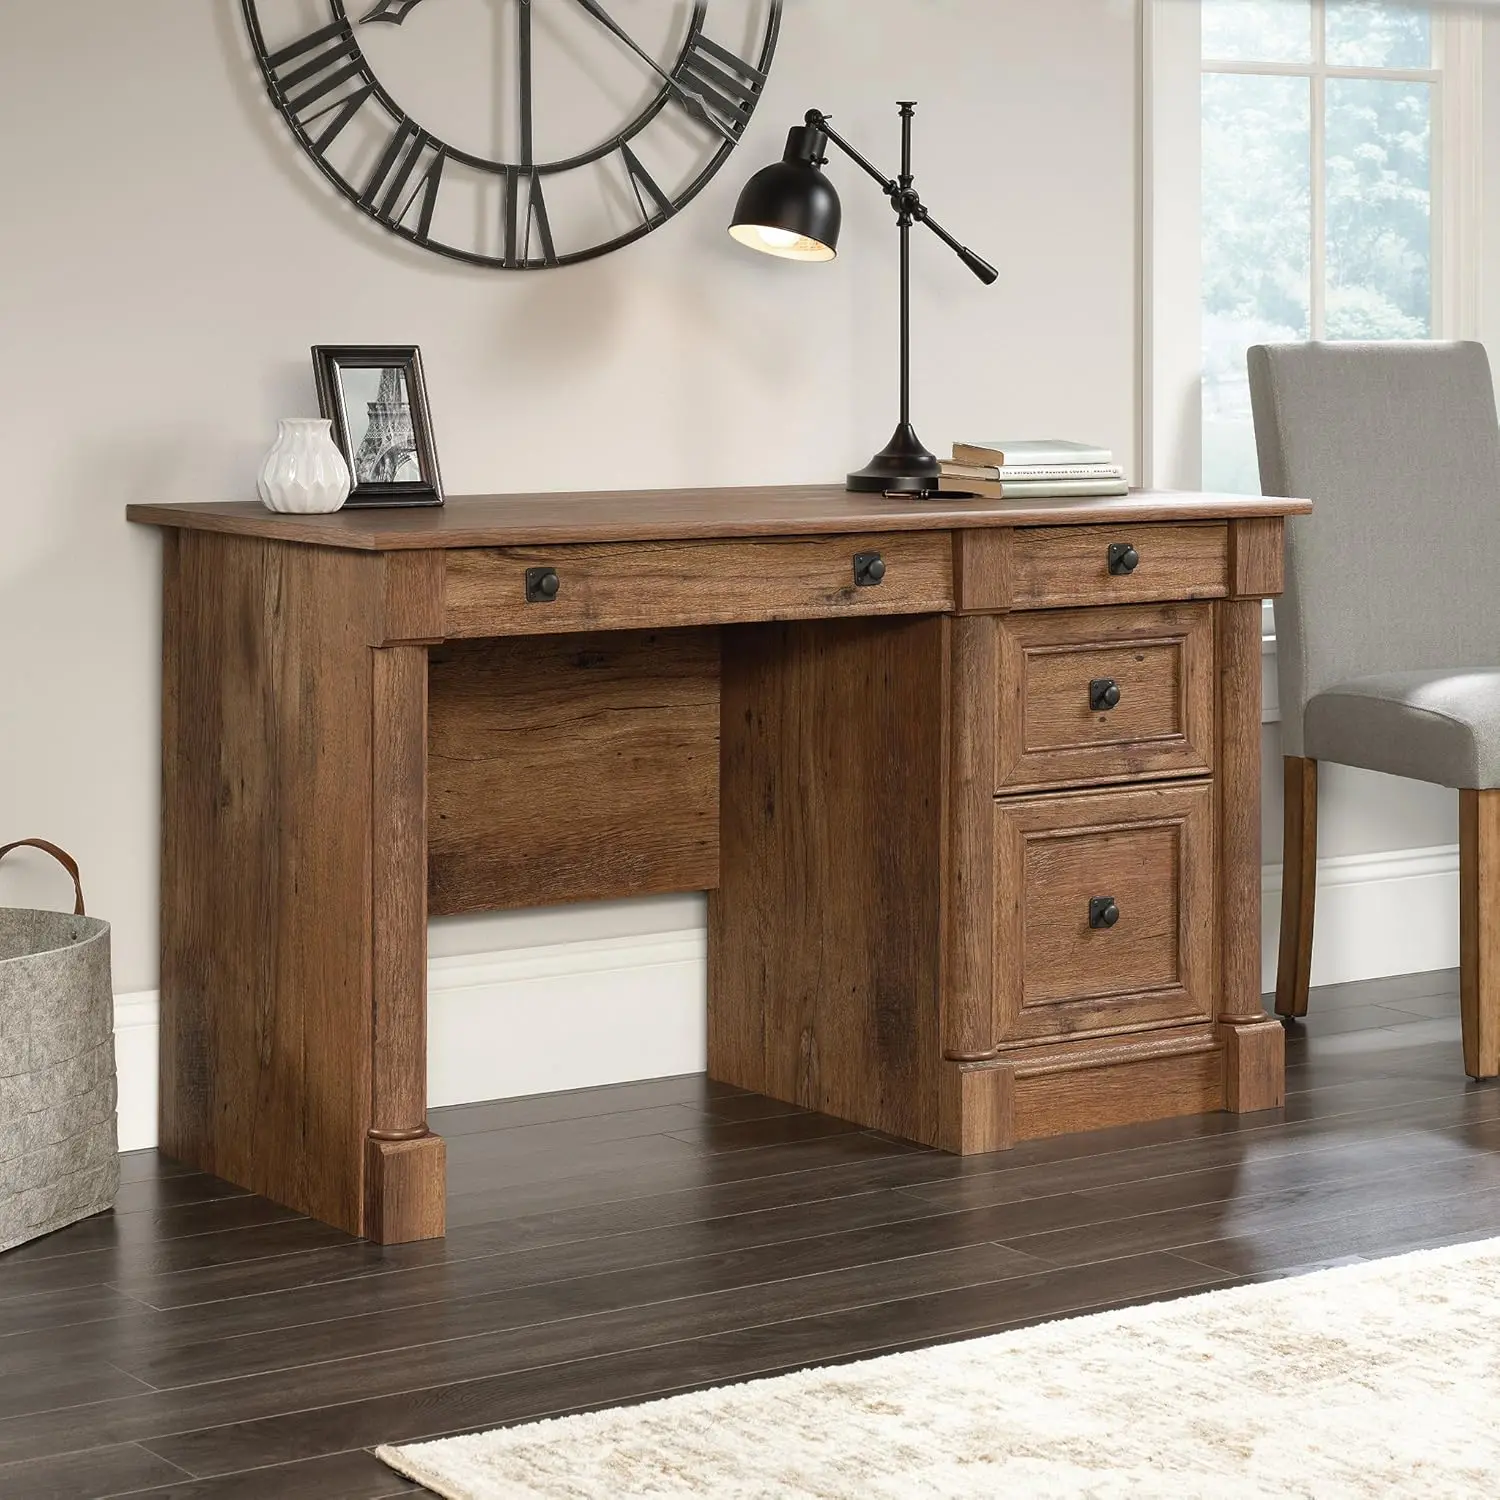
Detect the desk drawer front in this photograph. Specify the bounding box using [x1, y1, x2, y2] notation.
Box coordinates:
[995, 783, 1214, 1045]
[997, 603, 1214, 792]
[959, 523, 1229, 611]
[443, 535, 954, 637]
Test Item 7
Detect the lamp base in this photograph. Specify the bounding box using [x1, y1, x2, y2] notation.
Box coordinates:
[846, 422, 943, 495]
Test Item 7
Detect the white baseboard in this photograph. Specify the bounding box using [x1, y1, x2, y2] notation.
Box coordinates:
[112, 927, 708, 1154]
[425, 931, 707, 1110]
[1261, 844, 1459, 992]
[113, 990, 160, 1154]
[111, 844, 1461, 1154]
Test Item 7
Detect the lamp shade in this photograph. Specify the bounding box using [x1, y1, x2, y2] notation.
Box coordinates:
[729, 127, 841, 262]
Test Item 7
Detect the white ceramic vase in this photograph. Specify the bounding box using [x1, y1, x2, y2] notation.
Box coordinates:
[256, 418, 352, 515]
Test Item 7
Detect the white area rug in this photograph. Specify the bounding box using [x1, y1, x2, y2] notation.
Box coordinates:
[377, 1236, 1500, 1499]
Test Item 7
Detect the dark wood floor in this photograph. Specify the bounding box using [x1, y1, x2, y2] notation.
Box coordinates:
[4, 972, 1500, 1499]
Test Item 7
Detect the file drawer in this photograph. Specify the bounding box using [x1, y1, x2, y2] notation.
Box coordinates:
[995, 602, 1215, 792]
[993, 782, 1215, 1045]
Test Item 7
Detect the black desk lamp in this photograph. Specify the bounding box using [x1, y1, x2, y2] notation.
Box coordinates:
[730, 103, 998, 495]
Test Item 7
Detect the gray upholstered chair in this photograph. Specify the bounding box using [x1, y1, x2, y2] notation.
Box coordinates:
[1248, 340, 1500, 1080]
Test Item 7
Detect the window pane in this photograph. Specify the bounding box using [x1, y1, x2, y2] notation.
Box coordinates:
[1202, 0, 1312, 63]
[1326, 3, 1432, 69]
[1325, 78, 1432, 339]
[1202, 73, 1312, 494]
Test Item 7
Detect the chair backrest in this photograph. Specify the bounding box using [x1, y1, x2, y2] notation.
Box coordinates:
[1248, 340, 1500, 755]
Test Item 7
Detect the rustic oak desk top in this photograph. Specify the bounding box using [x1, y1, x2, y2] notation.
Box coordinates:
[127, 485, 1309, 549]
[130, 484, 1311, 1246]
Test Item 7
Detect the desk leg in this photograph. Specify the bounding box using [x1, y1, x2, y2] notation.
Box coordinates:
[159, 535, 445, 1244]
[366, 645, 446, 1244]
[1215, 598, 1285, 1112]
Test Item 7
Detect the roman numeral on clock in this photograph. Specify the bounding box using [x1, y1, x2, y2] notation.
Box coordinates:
[362, 120, 447, 243]
[621, 144, 674, 224]
[673, 32, 767, 137]
[264, 20, 373, 148]
[504, 169, 558, 268]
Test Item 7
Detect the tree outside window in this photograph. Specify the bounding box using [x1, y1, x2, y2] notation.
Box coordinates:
[1202, 1, 1435, 493]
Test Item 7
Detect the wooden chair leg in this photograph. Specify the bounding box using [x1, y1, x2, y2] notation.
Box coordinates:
[1459, 789, 1500, 1079]
[1275, 756, 1318, 1019]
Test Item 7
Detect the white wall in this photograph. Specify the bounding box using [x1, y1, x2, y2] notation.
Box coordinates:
[0, 2, 1139, 1144]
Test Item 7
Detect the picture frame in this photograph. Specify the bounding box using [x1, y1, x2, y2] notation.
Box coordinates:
[312, 345, 444, 508]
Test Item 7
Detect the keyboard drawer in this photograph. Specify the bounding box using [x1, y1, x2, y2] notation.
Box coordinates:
[442, 534, 955, 637]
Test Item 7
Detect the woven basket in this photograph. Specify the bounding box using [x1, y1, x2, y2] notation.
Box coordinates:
[0, 841, 119, 1254]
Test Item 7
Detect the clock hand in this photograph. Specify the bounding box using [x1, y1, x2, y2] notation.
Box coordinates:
[519, 0, 534, 168]
[564, 0, 739, 145]
[360, 0, 429, 25]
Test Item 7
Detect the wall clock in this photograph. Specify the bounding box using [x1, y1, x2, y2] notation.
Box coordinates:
[242, 0, 781, 269]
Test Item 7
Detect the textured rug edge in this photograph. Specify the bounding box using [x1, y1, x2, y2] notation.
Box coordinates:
[376, 1231, 1500, 1498]
[376, 1442, 472, 1500]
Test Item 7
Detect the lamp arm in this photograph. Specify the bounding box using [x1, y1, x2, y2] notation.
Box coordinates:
[804, 110, 895, 197]
[802, 109, 997, 286]
[909, 205, 999, 286]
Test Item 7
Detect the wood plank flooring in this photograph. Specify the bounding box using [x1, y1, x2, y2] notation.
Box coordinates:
[3, 971, 1499, 1498]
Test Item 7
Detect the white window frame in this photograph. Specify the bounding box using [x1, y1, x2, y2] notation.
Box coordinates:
[1141, 1, 1484, 495]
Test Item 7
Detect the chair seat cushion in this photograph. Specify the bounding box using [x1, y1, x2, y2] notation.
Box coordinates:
[1304, 670, 1500, 789]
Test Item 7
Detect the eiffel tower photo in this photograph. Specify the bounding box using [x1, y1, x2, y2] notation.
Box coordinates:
[352, 367, 420, 484]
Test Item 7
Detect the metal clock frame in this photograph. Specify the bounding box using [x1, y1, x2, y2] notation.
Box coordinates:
[241, 0, 783, 269]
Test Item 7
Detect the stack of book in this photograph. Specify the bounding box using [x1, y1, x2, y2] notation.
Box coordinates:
[940, 440, 1128, 499]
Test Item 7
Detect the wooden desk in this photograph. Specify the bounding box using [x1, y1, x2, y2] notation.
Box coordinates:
[128, 485, 1311, 1244]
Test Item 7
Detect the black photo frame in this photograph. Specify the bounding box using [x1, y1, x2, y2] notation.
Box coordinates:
[312, 345, 444, 508]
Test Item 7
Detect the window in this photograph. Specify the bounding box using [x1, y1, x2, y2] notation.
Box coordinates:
[1144, 0, 1480, 495]
[1204, 1, 1440, 492]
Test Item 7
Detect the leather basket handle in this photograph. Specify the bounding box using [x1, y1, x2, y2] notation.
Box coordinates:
[0, 840, 85, 915]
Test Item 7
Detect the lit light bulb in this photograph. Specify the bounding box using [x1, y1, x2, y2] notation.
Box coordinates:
[729, 222, 837, 262]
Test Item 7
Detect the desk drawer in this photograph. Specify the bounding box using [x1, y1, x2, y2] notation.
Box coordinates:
[443, 535, 954, 637]
[995, 783, 1214, 1045]
[958, 523, 1228, 611]
[996, 603, 1215, 792]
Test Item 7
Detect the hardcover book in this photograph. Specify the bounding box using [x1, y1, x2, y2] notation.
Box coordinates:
[941, 461, 1125, 483]
[943, 476, 1130, 500]
[952, 439, 1115, 468]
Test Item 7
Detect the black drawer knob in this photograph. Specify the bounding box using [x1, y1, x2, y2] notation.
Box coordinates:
[854, 552, 886, 587]
[1107, 543, 1140, 576]
[1089, 896, 1121, 930]
[525, 567, 560, 603]
[1090, 678, 1122, 712]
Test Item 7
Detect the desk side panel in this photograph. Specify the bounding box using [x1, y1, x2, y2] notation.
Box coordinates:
[159, 531, 379, 1233]
[711, 616, 948, 1144]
